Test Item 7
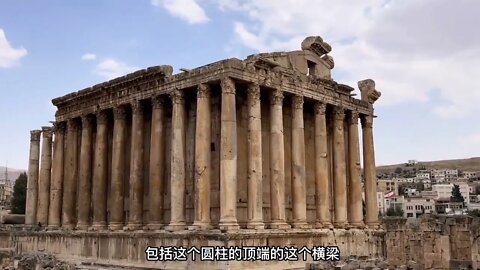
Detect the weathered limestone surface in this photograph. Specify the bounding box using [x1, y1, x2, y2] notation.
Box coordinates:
[48, 122, 64, 229]
[92, 111, 108, 230]
[37, 126, 53, 225]
[25, 130, 41, 226]
[77, 116, 93, 230]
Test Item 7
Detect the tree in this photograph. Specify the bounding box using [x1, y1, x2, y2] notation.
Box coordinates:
[385, 205, 404, 217]
[394, 167, 403, 174]
[415, 182, 425, 192]
[11, 172, 27, 214]
[451, 184, 465, 206]
[467, 209, 480, 217]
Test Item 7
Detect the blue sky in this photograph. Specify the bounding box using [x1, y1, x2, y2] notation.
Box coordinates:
[0, 0, 479, 170]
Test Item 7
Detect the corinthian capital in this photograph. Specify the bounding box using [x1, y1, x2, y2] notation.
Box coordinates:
[221, 77, 236, 95]
[270, 89, 283, 105]
[151, 96, 164, 109]
[332, 106, 345, 121]
[113, 106, 127, 120]
[361, 115, 374, 128]
[247, 83, 260, 103]
[81, 115, 94, 130]
[292, 95, 304, 110]
[30, 130, 42, 141]
[41, 126, 53, 139]
[131, 100, 144, 114]
[96, 111, 109, 125]
[53, 122, 66, 134]
[197, 84, 210, 99]
[314, 102, 327, 115]
[170, 90, 185, 104]
[349, 111, 360, 123]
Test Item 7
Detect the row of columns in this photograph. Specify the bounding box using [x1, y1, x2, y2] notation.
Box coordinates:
[25, 78, 379, 230]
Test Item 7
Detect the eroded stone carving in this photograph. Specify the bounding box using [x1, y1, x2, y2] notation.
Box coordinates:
[358, 79, 381, 105]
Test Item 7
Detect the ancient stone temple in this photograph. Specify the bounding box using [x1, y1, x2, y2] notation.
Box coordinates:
[18, 36, 384, 269]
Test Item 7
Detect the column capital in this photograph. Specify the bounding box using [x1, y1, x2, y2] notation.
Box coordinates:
[314, 102, 327, 115]
[66, 119, 78, 131]
[81, 114, 95, 129]
[247, 83, 260, 106]
[361, 114, 374, 128]
[349, 111, 360, 123]
[41, 126, 53, 138]
[113, 106, 127, 120]
[221, 77, 235, 95]
[270, 89, 283, 105]
[197, 84, 211, 98]
[131, 100, 144, 114]
[152, 96, 165, 109]
[292, 95, 304, 110]
[96, 110, 109, 125]
[170, 90, 185, 104]
[333, 106, 345, 120]
[30, 130, 42, 141]
[52, 122, 66, 133]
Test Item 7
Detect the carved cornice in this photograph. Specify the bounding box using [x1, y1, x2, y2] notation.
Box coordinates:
[197, 84, 210, 99]
[41, 126, 53, 138]
[96, 111, 109, 125]
[113, 106, 127, 120]
[314, 102, 327, 115]
[292, 95, 304, 110]
[270, 89, 283, 105]
[332, 106, 345, 121]
[221, 77, 235, 95]
[170, 90, 185, 104]
[151, 96, 164, 109]
[30, 130, 42, 142]
[247, 83, 260, 102]
[81, 115, 94, 129]
[131, 100, 144, 114]
[361, 115, 374, 128]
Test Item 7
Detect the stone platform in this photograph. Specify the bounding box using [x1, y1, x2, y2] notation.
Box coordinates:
[0, 226, 385, 270]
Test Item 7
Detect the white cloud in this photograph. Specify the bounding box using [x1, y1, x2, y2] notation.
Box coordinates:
[81, 53, 97, 61]
[95, 59, 138, 80]
[218, 0, 480, 118]
[151, 0, 209, 24]
[0, 29, 27, 68]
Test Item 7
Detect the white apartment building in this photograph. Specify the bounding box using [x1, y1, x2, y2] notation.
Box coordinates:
[445, 169, 458, 177]
[432, 182, 470, 204]
[464, 171, 477, 179]
[404, 196, 435, 218]
[416, 172, 430, 180]
[423, 179, 432, 189]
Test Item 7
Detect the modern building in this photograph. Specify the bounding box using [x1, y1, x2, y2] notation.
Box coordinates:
[404, 196, 435, 218]
[432, 183, 470, 204]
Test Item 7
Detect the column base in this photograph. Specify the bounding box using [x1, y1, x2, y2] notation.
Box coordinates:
[124, 223, 143, 231]
[291, 221, 311, 229]
[246, 220, 265, 230]
[47, 224, 60, 230]
[143, 223, 163, 231]
[348, 222, 365, 229]
[189, 221, 212, 231]
[76, 223, 90, 231]
[108, 222, 124, 231]
[219, 220, 240, 231]
[268, 221, 291, 229]
[90, 223, 107, 231]
[61, 224, 75, 230]
[314, 221, 333, 229]
[365, 222, 380, 229]
[165, 222, 187, 232]
[333, 222, 347, 229]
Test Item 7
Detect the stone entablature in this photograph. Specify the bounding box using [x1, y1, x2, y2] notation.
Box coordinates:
[52, 58, 373, 122]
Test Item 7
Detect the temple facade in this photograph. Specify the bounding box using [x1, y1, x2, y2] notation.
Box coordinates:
[19, 36, 384, 269]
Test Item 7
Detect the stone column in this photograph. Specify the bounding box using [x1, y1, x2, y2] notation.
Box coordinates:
[269, 89, 290, 229]
[147, 97, 166, 230]
[48, 122, 65, 229]
[126, 100, 145, 230]
[333, 106, 348, 228]
[77, 115, 94, 230]
[166, 90, 187, 231]
[219, 78, 240, 231]
[348, 111, 364, 228]
[314, 102, 332, 228]
[246, 83, 264, 230]
[25, 130, 41, 226]
[91, 111, 108, 230]
[109, 106, 127, 230]
[362, 114, 379, 227]
[291, 95, 308, 229]
[36, 126, 53, 225]
[61, 119, 79, 229]
[191, 84, 212, 230]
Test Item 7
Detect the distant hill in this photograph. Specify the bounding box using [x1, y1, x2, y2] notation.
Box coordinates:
[0, 167, 25, 182]
[377, 157, 480, 174]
